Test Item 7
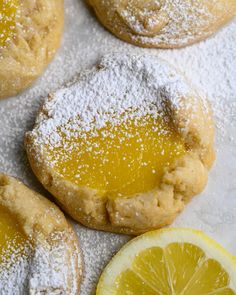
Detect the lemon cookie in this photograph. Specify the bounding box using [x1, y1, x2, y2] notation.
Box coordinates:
[0, 0, 64, 99]
[25, 54, 215, 235]
[88, 0, 236, 48]
[0, 173, 82, 294]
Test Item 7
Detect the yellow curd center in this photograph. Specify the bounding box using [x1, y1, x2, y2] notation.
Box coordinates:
[0, 0, 18, 47]
[0, 205, 29, 267]
[48, 115, 186, 197]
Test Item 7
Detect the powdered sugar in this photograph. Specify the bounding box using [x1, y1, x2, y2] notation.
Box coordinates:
[91, 0, 234, 47]
[156, 22, 236, 144]
[0, 0, 236, 294]
[0, 231, 81, 295]
[28, 237, 78, 294]
[0, 247, 30, 295]
[31, 54, 193, 148]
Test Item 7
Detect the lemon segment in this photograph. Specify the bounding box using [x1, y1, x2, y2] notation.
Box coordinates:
[164, 242, 205, 293]
[96, 229, 236, 295]
[0, 205, 29, 267]
[47, 115, 186, 197]
[0, 0, 18, 47]
[116, 269, 157, 295]
[131, 247, 171, 293]
[183, 259, 230, 295]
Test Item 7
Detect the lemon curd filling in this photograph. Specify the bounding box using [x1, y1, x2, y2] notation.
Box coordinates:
[0, 0, 18, 47]
[0, 205, 30, 268]
[47, 115, 186, 197]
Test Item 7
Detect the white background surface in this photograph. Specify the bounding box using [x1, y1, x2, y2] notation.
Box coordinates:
[0, 1, 236, 294]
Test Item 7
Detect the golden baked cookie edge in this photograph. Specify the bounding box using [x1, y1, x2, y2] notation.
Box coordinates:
[0, 0, 64, 99]
[0, 173, 83, 294]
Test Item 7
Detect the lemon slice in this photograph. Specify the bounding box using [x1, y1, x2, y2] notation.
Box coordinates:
[96, 228, 236, 295]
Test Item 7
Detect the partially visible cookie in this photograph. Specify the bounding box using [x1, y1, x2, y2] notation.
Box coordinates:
[25, 54, 215, 235]
[0, 0, 64, 99]
[88, 0, 236, 48]
[0, 173, 83, 294]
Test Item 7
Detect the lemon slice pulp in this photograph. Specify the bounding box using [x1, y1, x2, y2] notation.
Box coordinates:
[0, 205, 30, 268]
[0, 0, 18, 47]
[96, 228, 236, 295]
[47, 115, 186, 197]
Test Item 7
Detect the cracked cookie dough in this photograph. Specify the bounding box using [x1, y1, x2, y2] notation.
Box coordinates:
[0, 173, 83, 294]
[25, 54, 215, 235]
[88, 0, 236, 48]
[0, 0, 64, 99]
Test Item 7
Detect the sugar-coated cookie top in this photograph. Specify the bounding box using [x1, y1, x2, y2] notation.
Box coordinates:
[0, 231, 77, 294]
[32, 54, 200, 147]
[0, 175, 82, 295]
[89, 0, 236, 47]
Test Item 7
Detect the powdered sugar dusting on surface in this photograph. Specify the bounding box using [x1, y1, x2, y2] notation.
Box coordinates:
[0, 0, 236, 294]
[0, 231, 81, 294]
[92, 0, 234, 47]
[31, 53, 192, 147]
[27, 235, 80, 295]
[0, 245, 30, 294]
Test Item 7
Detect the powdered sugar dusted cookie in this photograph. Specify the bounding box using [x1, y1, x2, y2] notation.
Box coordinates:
[25, 54, 215, 234]
[0, 173, 83, 294]
[88, 0, 236, 48]
[0, 0, 64, 99]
